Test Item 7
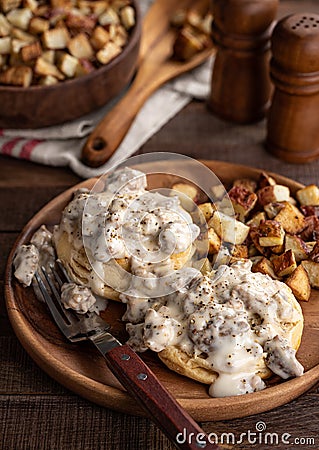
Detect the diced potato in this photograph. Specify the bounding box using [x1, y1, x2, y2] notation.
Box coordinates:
[286, 265, 311, 301]
[274, 201, 305, 234]
[230, 244, 248, 262]
[208, 211, 250, 245]
[246, 211, 266, 227]
[228, 186, 257, 222]
[41, 49, 55, 63]
[309, 242, 319, 263]
[113, 24, 128, 47]
[257, 185, 290, 206]
[28, 17, 49, 34]
[0, 36, 11, 54]
[120, 5, 135, 30]
[173, 25, 205, 60]
[11, 37, 27, 53]
[90, 25, 109, 50]
[198, 202, 215, 222]
[74, 57, 94, 76]
[252, 256, 279, 280]
[21, 40, 41, 61]
[233, 178, 257, 193]
[258, 172, 276, 188]
[6, 8, 32, 30]
[39, 74, 58, 85]
[68, 32, 93, 59]
[301, 260, 319, 289]
[34, 55, 64, 79]
[99, 7, 119, 26]
[170, 9, 187, 28]
[0, 0, 21, 13]
[258, 220, 285, 247]
[170, 182, 198, 211]
[0, 13, 11, 36]
[58, 52, 78, 77]
[299, 216, 319, 241]
[43, 27, 70, 49]
[264, 202, 285, 219]
[285, 234, 309, 262]
[272, 249, 297, 277]
[0, 53, 6, 66]
[23, 0, 38, 12]
[300, 205, 319, 217]
[207, 227, 221, 254]
[11, 26, 35, 41]
[249, 227, 271, 257]
[0, 64, 32, 86]
[296, 184, 319, 206]
[271, 243, 285, 255]
[66, 13, 96, 34]
[306, 241, 317, 253]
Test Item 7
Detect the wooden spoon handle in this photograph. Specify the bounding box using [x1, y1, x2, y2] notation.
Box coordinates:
[99, 344, 219, 450]
[81, 69, 156, 168]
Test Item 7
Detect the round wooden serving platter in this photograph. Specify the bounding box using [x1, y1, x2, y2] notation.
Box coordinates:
[5, 160, 319, 421]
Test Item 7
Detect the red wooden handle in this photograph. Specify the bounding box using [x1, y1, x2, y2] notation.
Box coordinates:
[102, 344, 219, 450]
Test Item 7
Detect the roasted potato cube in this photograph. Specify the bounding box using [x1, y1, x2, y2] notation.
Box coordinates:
[6, 8, 32, 30]
[257, 185, 290, 206]
[21, 40, 41, 61]
[272, 249, 297, 277]
[230, 244, 248, 262]
[34, 56, 64, 79]
[85, 0, 108, 16]
[246, 211, 266, 227]
[90, 25, 109, 50]
[0, 0, 21, 13]
[99, 7, 119, 26]
[23, 0, 38, 12]
[170, 8, 187, 27]
[274, 201, 305, 234]
[199, 257, 212, 275]
[113, 24, 128, 47]
[11, 37, 28, 53]
[41, 49, 55, 63]
[171, 183, 199, 202]
[0, 36, 11, 54]
[43, 27, 70, 50]
[58, 52, 78, 77]
[173, 26, 206, 61]
[252, 256, 279, 280]
[198, 202, 215, 222]
[29, 17, 49, 34]
[285, 234, 309, 262]
[299, 215, 319, 241]
[68, 32, 93, 59]
[249, 227, 271, 257]
[11, 27, 34, 41]
[0, 64, 32, 86]
[207, 227, 221, 254]
[300, 205, 319, 217]
[296, 184, 319, 206]
[66, 13, 96, 34]
[233, 178, 257, 193]
[228, 186, 258, 222]
[39, 74, 58, 85]
[258, 171, 276, 188]
[264, 202, 285, 219]
[258, 220, 285, 247]
[301, 260, 319, 289]
[286, 265, 311, 301]
[0, 13, 11, 36]
[120, 5, 135, 30]
[208, 211, 250, 245]
[74, 57, 94, 76]
[0, 53, 6, 66]
[309, 242, 319, 263]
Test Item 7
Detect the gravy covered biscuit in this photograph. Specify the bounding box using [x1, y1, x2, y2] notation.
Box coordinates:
[124, 260, 304, 397]
[53, 167, 201, 301]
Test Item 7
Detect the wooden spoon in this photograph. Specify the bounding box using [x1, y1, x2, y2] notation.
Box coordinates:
[81, 0, 215, 168]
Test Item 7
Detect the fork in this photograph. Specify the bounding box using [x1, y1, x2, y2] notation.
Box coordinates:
[35, 263, 219, 450]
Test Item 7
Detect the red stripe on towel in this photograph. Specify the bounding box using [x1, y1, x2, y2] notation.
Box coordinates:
[20, 139, 43, 160]
[1, 137, 23, 155]
[0, 129, 4, 137]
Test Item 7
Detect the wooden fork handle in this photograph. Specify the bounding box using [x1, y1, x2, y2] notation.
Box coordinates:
[98, 344, 219, 450]
[81, 72, 155, 168]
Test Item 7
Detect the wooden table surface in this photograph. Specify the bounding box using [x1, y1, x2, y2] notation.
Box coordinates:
[1, 1, 319, 449]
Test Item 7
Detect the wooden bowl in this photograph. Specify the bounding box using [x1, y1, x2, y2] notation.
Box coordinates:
[0, 1, 141, 130]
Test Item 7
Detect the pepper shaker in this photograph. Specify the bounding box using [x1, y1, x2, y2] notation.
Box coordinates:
[266, 13, 319, 163]
[208, 0, 278, 123]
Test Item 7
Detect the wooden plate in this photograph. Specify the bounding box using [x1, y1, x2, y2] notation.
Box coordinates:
[5, 160, 319, 421]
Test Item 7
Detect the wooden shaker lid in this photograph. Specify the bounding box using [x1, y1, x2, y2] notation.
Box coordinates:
[272, 14, 319, 74]
[213, 0, 278, 37]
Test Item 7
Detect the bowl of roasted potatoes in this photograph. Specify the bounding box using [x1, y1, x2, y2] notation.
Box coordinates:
[0, 0, 141, 128]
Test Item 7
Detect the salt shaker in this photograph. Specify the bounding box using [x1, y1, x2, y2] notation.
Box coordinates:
[208, 0, 278, 123]
[266, 13, 319, 163]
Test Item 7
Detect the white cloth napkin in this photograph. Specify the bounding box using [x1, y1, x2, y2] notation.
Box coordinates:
[0, 0, 214, 179]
